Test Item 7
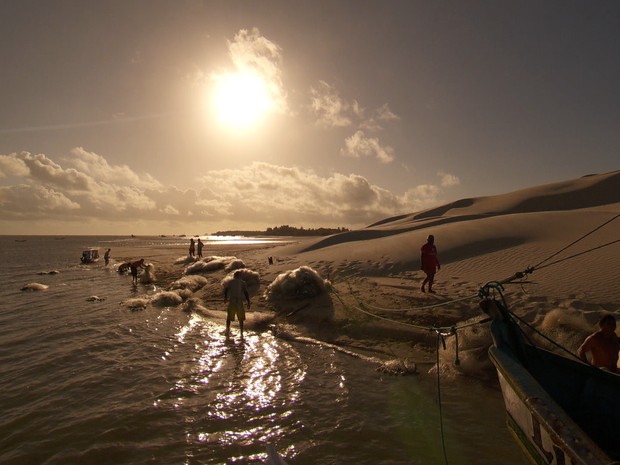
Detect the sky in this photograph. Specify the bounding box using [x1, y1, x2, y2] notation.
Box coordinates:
[1, 0, 619, 235]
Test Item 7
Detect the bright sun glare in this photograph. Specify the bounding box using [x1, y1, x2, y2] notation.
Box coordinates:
[211, 72, 272, 129]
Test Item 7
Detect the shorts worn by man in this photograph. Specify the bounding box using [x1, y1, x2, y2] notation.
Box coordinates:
[224, 271, 251, 339]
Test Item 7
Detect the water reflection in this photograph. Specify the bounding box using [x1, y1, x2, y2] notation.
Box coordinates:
[161, 315, 309, 461]
[153, 313, 527, 465]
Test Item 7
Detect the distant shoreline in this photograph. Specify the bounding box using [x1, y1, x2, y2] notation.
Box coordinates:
[212, 225, 350, 237]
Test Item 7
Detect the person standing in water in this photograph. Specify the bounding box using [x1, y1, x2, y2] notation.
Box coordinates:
[104, 248, 111, 266]
[577, 314, 619, 373]
[420, 234, 440, 293]
[197, 238, 204, 258]
[223, 271, 251, 339]
[189, 238, 195, 257]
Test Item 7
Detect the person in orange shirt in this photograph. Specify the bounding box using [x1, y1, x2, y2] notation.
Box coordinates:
[420, 234, 440, 293]
[577, 314, 619, 373]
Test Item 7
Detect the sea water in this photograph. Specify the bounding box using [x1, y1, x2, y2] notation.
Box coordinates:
[0, 236, 527, 465]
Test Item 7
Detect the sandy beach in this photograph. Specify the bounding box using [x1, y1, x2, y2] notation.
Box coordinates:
[110, 170, 620, 376]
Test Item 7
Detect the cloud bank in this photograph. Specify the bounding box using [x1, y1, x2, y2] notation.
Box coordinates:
[0, 149, 458, 234]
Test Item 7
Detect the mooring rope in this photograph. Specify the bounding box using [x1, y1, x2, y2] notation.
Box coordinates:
[362, 293, 478, 312]
[533, 239, 620, 271]
[531, 211, 620, 270]
[436, 330, 450, 465]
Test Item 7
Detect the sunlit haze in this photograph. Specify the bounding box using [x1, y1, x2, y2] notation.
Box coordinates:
[0, 1, 618, 235]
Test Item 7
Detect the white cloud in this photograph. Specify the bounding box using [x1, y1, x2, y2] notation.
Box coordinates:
[199, 162, 409, 225]
[340, 130, 395, 164]
[0, 150, 457, 232]
[13, 151, 93, 191]
[65, 147, 162, 189]
[403, 184, 441, 211]
[0, 184, 80, 218]
[438, 171, 460, 187]
[309, 80, 358, 128]
[0, 153, 29, 178]
[308, 82, 400, 164]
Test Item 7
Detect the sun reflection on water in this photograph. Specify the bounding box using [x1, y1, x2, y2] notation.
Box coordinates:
[160, 315, 309, 459]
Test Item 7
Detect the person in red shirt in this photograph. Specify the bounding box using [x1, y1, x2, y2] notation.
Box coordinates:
[420, 234, 440, 293]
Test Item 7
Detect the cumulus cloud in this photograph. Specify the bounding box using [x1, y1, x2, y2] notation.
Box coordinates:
[199, 162, 411, 225]
[403, 184, 441, 211]
[309, 82, 399, 164]
[340, 130, 394, 164]
[438, 171, 460, 187]
[64, 147, 162, 189]
[0, 154, 29, 178]
[310, 80, 362, 128]
[0, 184, 80, 218]
[0, 150, 457, 230]
[10, 151, 93, 191]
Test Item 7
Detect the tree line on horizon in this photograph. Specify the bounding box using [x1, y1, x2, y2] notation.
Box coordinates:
[212, 225, 350, 237]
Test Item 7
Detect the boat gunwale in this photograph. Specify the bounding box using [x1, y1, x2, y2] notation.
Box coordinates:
[489, 344, 611, 465]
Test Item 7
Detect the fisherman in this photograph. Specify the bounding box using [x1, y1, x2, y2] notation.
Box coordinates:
[223, 270, 251, 339]
[197, 238, 204, 258]
[129, 258, 145, 285]
[420, 234, 440, 293]
[577, 314, 619, 373]
[104, 248, 111, 266]
[189, 238, 195, 257]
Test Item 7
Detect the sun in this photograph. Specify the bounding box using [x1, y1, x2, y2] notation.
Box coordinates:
[210, 71, 273, 129]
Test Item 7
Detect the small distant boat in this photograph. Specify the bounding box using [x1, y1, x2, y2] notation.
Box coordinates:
[80, 247, 100, 264]
[481, 288, 620, 464]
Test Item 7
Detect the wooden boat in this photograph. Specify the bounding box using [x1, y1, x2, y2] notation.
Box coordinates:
[481, 296, 620, 465]
[80, 247, 100, 264]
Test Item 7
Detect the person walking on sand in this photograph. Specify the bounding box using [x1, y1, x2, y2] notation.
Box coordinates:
[420, 234, 440, 293]
[197, 238, 204, 258]
[224, 270, 251, 339]
[104, 248, 111, 266]
[130, 259, 145, 285]
[189, 238, 195, 257]
[577, 314, 619, 373]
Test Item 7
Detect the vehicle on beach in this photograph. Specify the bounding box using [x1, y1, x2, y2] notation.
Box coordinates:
[480, 280, 619, 465]
[80, 247, 100, 264]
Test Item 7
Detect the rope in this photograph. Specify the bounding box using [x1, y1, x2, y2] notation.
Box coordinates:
[363, 293, 478, 312]
[534, 239, 620, 271]
[436, 331, 450, 465]
[531, 211, 620, 270]
[507, 309, 582, 362]
[333, 286, 489, 333]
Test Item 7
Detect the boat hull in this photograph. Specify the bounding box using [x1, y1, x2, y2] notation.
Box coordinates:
[489, 346, 611, 465]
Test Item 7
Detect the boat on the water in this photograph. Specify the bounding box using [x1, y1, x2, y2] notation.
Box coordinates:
[80, 247, 100, 264]
[480, 284, 620, 465]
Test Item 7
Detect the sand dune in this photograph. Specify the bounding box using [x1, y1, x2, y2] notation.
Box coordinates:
[291, 170, 620, 301]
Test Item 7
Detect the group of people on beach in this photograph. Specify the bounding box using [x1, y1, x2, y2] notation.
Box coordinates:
[188, 238, 204, 258]
[420, 233, 618, 372]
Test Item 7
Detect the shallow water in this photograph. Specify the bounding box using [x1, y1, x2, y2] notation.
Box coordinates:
[0, 236, 527, 464]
